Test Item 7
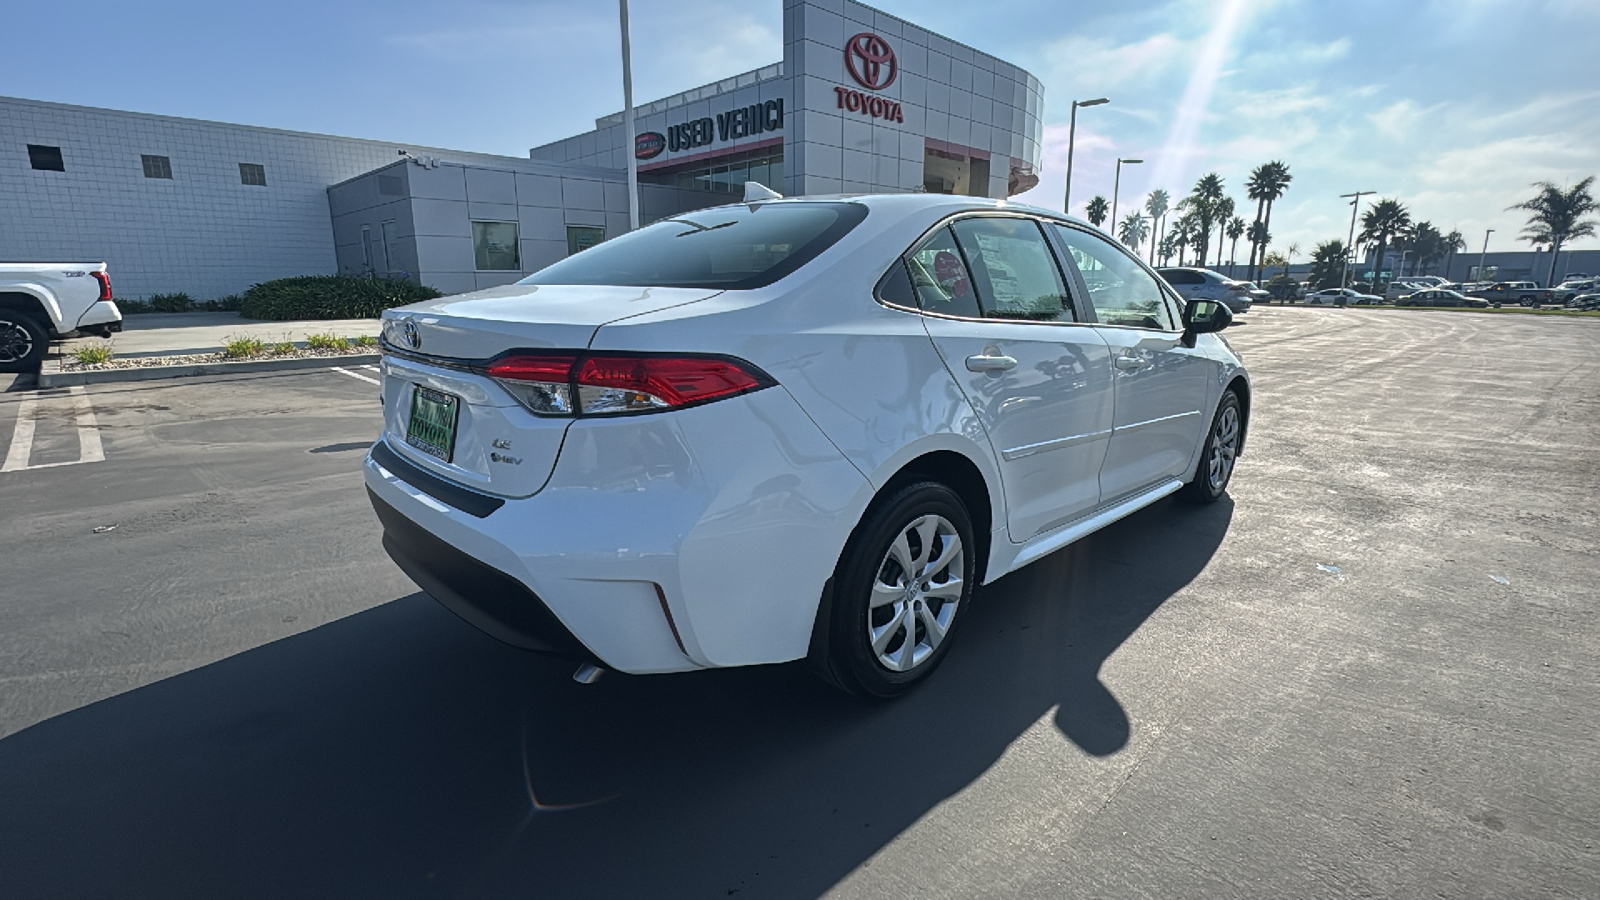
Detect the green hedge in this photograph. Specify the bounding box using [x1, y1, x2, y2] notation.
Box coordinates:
[238, 275, 442, 321]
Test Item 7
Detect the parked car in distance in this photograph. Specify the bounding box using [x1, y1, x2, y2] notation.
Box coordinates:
[1469, 281, 1553, 307]
[1384, 281, 1432, 301]
[364, 192, 1251, 698]
[1551, 279, 1598, 305]
[1, 262, 122, 372]
[1155, 267, 1261, 313]
[1403, 276, 1450, 288]
[1570, 292, 1600, 311]
[1395, 289, 1490, 308]
[1306, 287, 1383, 306]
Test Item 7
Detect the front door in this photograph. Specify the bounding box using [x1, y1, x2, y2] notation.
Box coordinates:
[1050, 223, 1211, 502]
[906, 216, 1115, 541]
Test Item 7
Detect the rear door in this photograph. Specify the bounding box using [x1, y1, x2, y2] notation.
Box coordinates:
[906, 215, 1115, 541]
[1050, 223, 1212, 501]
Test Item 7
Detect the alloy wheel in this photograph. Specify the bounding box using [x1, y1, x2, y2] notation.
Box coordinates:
[867, 514, 964, 672]
[0, 321, 34, 365]
[1207, 404, 1240, 491]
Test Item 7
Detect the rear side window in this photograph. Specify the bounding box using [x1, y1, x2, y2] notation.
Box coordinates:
[949, 217, 1074, 322]
[905, 227, 983, 318]
[1159, 269, 1201, 285]
[520, 202, 867, 290]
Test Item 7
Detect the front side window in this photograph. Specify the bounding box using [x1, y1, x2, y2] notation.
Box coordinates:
[522, 201, 867, 290]
[949, 217, 1073, 322]
[473, 221, 520, 271]
[1053, 224, 1178, 330]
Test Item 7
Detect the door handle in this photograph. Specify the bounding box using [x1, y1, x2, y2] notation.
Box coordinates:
[966, 354, 1017, 372]
[1114, 355, 1147, 371]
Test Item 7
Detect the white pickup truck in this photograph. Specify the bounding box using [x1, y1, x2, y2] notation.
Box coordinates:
[1, 263, 122, 372]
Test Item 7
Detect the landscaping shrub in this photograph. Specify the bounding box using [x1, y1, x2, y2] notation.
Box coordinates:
[72, 342, 115, 365]
[149, 292, 195, 313]
[222, 336, 267, 358]
[238, 275, 442, 321]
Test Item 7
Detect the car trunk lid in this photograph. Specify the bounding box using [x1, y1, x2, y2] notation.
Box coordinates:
[377, 283, 722, 499]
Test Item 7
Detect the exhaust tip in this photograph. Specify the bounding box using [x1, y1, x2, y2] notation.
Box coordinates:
[572, 663, 605, 685]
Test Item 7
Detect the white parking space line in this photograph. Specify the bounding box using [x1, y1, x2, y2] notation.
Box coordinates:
[331, 366, 381, 386]
[1, 387, 104, 473]
[2, 399, 39, 472]
[362, 365, 379, 372]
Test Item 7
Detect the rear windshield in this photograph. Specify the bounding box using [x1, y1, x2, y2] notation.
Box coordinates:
[519, 202, 868, 290]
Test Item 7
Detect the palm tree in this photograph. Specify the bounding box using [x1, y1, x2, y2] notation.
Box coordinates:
[1247, 220, 1270, 271]
[1173, 215, 1194, 266]
[1246, 161, 1293, 282]
[1509, 177, 1598, 286]
[1442, 229, 1467, 280]
[1283, 242, 1300, 277]
[1085, 195, 1110, 228]
[1181, 173, 1225, 266]
[1308, 239, 1349, 289]
[1145, 189, 1171, 266]
[1214, 196, 1235, 268]
[1226, 216, 1246, 276]
[1118, 212, 1151, 253]
[1357, 198, 1412, 291]
[1158, 232, 1179, 266]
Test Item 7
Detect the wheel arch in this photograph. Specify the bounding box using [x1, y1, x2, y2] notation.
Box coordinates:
[1227, 374, 1251, 457]
[0, 288, 63, 334]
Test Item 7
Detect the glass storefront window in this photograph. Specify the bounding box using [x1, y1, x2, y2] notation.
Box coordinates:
[472, 221, 521, 271]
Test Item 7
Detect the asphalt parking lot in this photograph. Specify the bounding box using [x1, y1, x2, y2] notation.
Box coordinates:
[1, 308, 1597, 899]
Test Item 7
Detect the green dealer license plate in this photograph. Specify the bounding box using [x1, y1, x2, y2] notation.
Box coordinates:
[406, 386, 460, 462]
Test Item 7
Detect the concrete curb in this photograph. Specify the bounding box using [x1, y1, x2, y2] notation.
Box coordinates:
[38, 353, 382, 388]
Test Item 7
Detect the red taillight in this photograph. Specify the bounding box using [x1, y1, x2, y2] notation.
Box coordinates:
[576, 355, 767, 412]
[484, 351, 771, 417]
[91, 271, 112, 302]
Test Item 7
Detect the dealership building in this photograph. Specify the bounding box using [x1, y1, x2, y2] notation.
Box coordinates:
[0, 0, 1043, 301]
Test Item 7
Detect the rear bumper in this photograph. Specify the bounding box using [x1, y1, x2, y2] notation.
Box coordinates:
[362, 386, 873, 675]
[368, 487, 594, 660]
[76, 301, 122, 329]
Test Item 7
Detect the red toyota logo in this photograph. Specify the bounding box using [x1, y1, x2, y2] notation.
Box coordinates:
[845, 32, 897, 91]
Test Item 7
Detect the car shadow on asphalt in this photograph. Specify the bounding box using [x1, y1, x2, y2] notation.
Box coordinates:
[0, 496, 1231, 899]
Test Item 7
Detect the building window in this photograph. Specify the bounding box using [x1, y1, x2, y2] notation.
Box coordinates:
[378, 174, 403, 196]
[28, 145, 65, 171]
[381, 220, 399, 274]
[239, 163, 267, 186]
[360, 225, 373, 272]
[141, 154, 173, 179]
[566, 225, 605, 256]
[473, 221, 521, 271]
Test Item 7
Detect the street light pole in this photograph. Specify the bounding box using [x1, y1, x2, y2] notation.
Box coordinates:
[1062, 98, 1108, 214]
[1478, 229, 1494, 283]
[1339, 190, 1374, 290]
[619, 0, 640, 231]
[1398, 250, 1412, 280]
[1111, 157, 1142, 237]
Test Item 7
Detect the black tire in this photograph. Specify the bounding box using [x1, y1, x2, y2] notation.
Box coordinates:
[1183, 390, 1242, 504]
[813, 481, 975, 699]
[0, 310, 48, 373]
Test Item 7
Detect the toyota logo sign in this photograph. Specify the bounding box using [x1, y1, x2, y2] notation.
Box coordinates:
[634, 131, 666, 160]
[845, 32, 898, 91]
[402, 318, 421, 350]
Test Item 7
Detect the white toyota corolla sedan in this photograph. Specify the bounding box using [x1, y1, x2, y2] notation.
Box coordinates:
[364, 192, 1250, 698]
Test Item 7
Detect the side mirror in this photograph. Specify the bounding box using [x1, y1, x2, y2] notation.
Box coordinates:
[1181, 298, 1232, 347]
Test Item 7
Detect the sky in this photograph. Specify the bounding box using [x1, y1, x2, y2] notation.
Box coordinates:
[5, 0, 1598, 258]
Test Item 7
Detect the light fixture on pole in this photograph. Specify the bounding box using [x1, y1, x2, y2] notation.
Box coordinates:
[1062, 98, 1108, 214]
[619, 0, 640, 231]
[1110, 157, 1142, 235]
[1478, 229, 1494, 283]
[1339, 190, 1374, 290]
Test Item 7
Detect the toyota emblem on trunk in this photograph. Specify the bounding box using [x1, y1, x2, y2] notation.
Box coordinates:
[402, 318, 421, 350]
[845, 33, 897, 91]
